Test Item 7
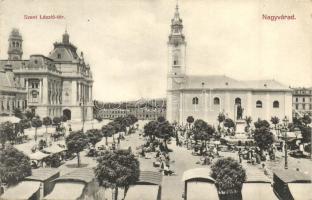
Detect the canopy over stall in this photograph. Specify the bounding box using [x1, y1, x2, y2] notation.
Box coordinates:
[273, 169, 312, 200]
[125, 171, 163, 200]
[0, 116, 21, 124]
[242, 168, 277, 200]
[26, 168, 60, 182]
[28, 151, 50, 160]
[42, 145, 65, 154]
[1, 181, 40, 200]
[182, 168, 218, 200]
[43, 168, 95, 200]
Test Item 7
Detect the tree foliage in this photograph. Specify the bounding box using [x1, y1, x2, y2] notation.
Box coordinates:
[66, 130, 89, 166]
[224, 118, 235, 132]
[86, 129, 102, 146]
[143, 121, 158, 140]
[52, 117, 61, 127]
[211, 157, 246, 191]
[217, 113, 226, 124]
[0, 121, 15, 146]
[0, 146, 31, 186]
[193, 119, 215, 142]
[253, 122, 274, 151]
[102, 124, 115, 145]
[254, 119, 270, 129]
[95, 149, 140, 200]
[43, 117, 52, 131]
[270, 116, 280, 128]
[25, 110, 35, 120]
[13, 108, 23, 119]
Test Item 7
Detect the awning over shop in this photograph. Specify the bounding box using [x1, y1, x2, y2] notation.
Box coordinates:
[288, 183, 312, 200]
[125, 185, 159, 200]
[0, 116, 21, 124]
[25, 168, 60, 182]
[28, 151, 50, 160]
[1, 181, 40, 200]
[242, 183, 278, 200]
[42, 145, 65, 154]
[182, 168, 214, 183]
[43, 182, 85, 200]
[187, 181, 219, 200]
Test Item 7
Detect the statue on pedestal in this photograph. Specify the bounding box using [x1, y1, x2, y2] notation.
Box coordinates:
[237, 104, 244, 120]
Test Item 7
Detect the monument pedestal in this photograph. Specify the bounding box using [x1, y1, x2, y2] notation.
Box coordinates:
[235, 120, 246, 133]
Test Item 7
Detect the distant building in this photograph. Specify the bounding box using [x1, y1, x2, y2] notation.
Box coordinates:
[0, 29, 93, 121]
[166, 5, 293, 125]
[94, 98, 166, 120]
[0, 63, 27, 116]
[292, 87, 312, 117]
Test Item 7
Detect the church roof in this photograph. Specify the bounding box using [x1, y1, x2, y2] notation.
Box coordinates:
[181, 75, 291, 91]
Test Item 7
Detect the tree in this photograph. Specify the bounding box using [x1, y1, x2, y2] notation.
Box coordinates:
[31, 117, 42, 141]
[102, 124, 115, 145]
[244, 116, 252, 133]
[217, 113, 226, 125]
[42, 117, 52, 135]
[155, 120, 174, 143]
[25, 110, 35, 120]
[302, 114, 312, 127]
[301, 126, 311, 143]
[18, 119, 31, 134]
[0, 146, 31, 186]
[13, 108, 23, 119]
[211, 157, 246, 192]
[65, 130, 89, 167]
[253, 126, 274, 151]
[52, 117, 61, 128]
[157, 116, 166, 123]
[224, 118, 235, 133]
[61, 115, 68, 123]
[254, 119, 270, 129]
[186, 116, 195, 129]
[0, 121, 15, 146]
[94, 149, 140, 200]
[193, 119, 215, 148]
[86, 129, 102, 146]
[143, 120, 158, 140]
[270, 116, 280, 130]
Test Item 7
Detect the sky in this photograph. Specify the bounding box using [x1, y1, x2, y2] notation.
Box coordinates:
[0, 0, 311, 102]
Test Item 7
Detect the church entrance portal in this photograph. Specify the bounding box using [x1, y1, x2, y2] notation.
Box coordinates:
[63, 109, 71, 120]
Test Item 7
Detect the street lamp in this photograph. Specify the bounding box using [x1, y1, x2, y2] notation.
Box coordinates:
[282, 116, 289, 169]
[80, 97, 85, 133]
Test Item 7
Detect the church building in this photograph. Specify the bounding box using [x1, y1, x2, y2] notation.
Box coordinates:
[0, 29, 93, 121]
[166, 5, 292, 125]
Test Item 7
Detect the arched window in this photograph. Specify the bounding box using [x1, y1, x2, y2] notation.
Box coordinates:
[273, 101, 279, 108]
[256, 100, 262, 108]
[173, 55, 179, 65]
[235, 97, 241, 105]
[214, 97, 220, 105]
[192, 97, 199, 105]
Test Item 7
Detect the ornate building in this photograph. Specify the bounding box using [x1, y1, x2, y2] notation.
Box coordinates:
[166, 5, 293, 125]
[0, 29, 93, 121]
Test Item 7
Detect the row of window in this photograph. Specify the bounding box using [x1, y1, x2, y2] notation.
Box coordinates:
[295, 97, 312, 103]
[0, 100, 27, 111]
[192, 97, 280, 108]
[295, 104, 312, 110]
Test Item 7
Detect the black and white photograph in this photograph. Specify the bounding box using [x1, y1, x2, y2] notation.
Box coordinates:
[0, 0, 311, 199]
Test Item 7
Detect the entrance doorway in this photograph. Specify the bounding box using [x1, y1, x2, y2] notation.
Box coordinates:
[63, 109, 71, 120]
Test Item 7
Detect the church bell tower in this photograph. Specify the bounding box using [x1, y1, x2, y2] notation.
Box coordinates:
[166, 3, 186, 123]
[8, 28, 23, 60]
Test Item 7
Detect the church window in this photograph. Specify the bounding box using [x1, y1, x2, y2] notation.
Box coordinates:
[214, 97, 220, 105]
[295, 98, 298, 102]
[256, 100, 262, 108]
[192, 97, 199, 105]
[57, 53, 61, 59]
[273, 101, 279, 108]
[303, 98, 305, 102]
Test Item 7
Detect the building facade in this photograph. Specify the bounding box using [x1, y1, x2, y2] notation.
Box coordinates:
[292, 87, 312, 117]
[166, 5, 293, 125]
[94, 98, 166, 120]
[0, 63, 27, 116]
[0, 29, 93, 121]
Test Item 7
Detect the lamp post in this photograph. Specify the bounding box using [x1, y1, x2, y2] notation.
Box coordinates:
[80, 97, 85, 133]
[282, 116, 289, 169]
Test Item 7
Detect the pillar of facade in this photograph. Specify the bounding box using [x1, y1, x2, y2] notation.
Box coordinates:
[179, 91, 183, 124]
[225, 91, 231, 117]
[246, 91, 252, 117]
[266, 93, 270, 120]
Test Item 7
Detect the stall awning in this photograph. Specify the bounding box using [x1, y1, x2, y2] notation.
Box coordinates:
[0, 116, 20, 124]
[28, 151, 50, 160]
[288, 183, 312, 200]
[125, 185, 159, 200]
[242, 183, 278, 200]
[182, 168, 214, 183]
[1, 181, 40, 200]
[43, 182, 85, 200]
[187, 181, 219, 200]
[26, 168, 60, 182]
[42, 145, 65, 154]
